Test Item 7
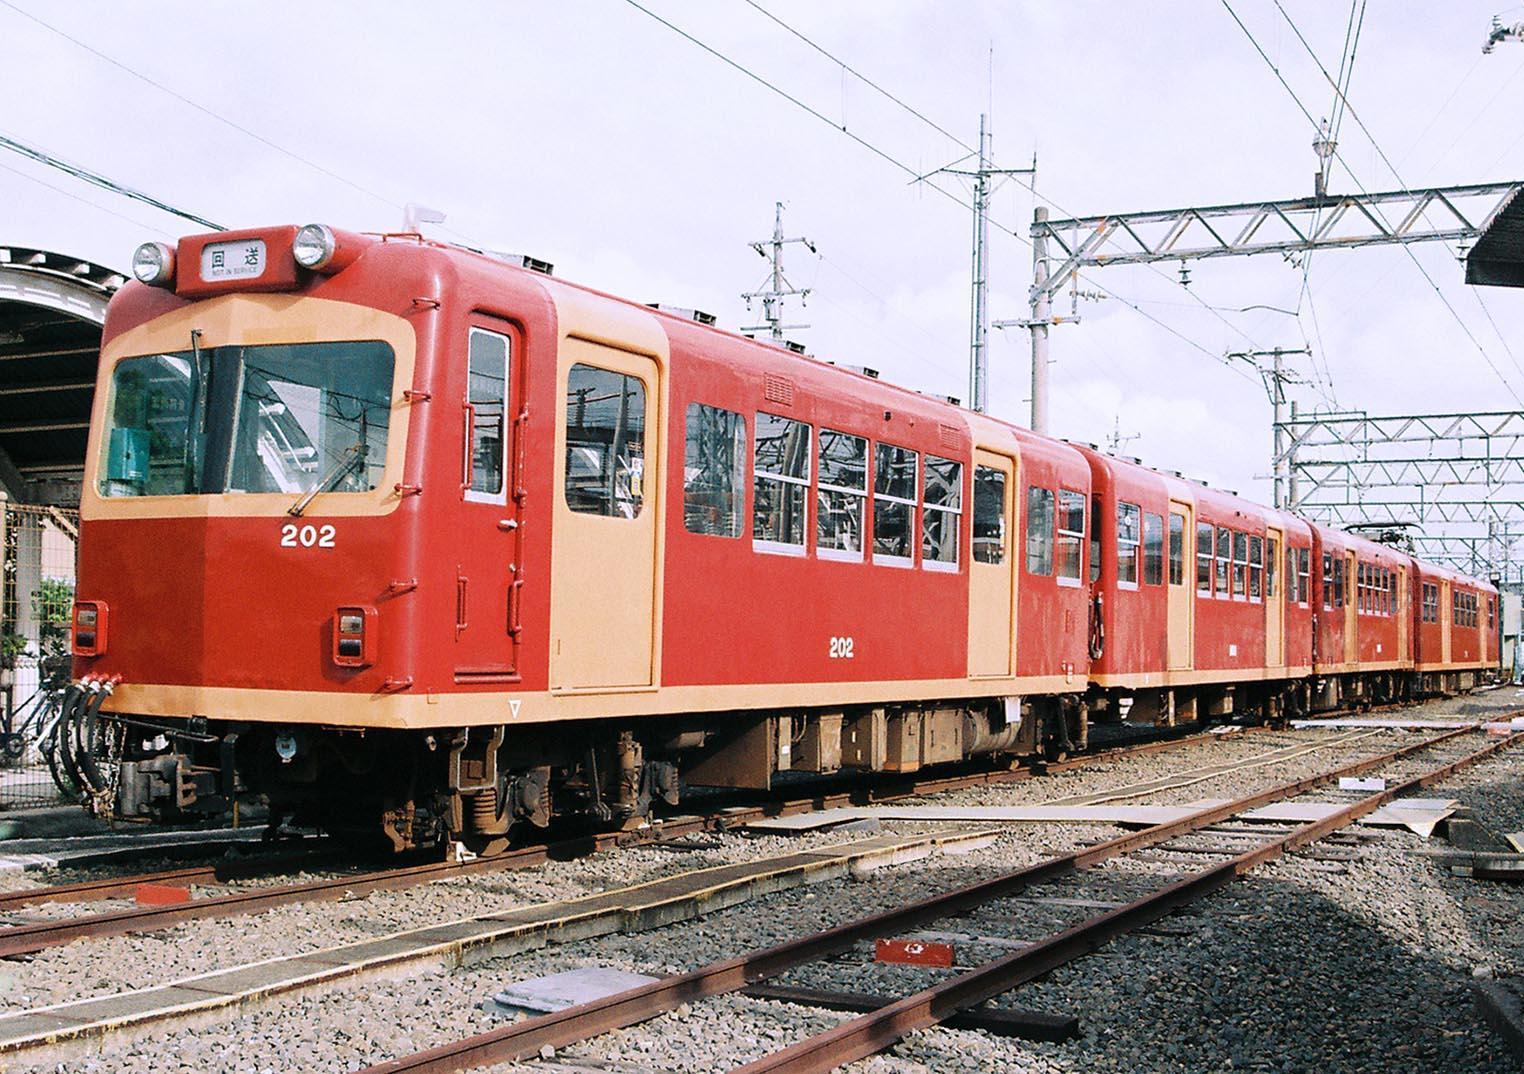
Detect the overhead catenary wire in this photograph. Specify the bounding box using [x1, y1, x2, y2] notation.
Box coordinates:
[0, 129, 223, 231]
[1271, 0, 1524, 388]
[733, 0, 1277, 373]
[0, 158, 176, 239]
[626, 0, 1264, 388]
[1223, 0, 1524, 406]
[0, 0, 402, 216]
[739, 0, 975, 156]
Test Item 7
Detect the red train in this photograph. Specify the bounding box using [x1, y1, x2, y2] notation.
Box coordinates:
[58, 224, 1500, 851]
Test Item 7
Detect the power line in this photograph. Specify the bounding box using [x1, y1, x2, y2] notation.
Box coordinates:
[0, 0, 401, 215]
[738, 0, 975, 155]
[0, 158, 176, 239]
[0, 129, 222, 230]
[625, 0, 1262, 390]
[1223, 0, 1524, 406]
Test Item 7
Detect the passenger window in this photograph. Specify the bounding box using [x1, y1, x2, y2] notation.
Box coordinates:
[467, 328, 509, 500]
[1142, 511, 1164, 586]
[922, 455, 963, 569]
[1197, 523, 1214, 595]
[564, 363, 645, 518]
[1168, 513, 1185, 587]
[1215, 527, 1231, 597]
[1116, 501, 1141, 587]
[1232, 532, 1248, 599]
[873, 443, 918, 562]
[1323, 553, 1334, 610]
[1266, 536, 1278, 598]
[1298, 549, 1311, 606]
[754, 412, 811, 551]
[972, 466, 1007, 565]
[1025, 486, 1055, 576]
[1057, 490, 1085, 583]
[1334, 558, 1346, 607]
[1249, 535, 1263, 600]
[1089, 495, 1102, 582]
[683, 403, 746, 538]
[817, 429, 867, 557]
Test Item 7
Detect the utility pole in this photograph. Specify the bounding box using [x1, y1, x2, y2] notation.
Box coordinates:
[925, 115, 1034, 413]
[1228, 346, 1309, 509]
[1029, 205, 1052, 432]
[741, 202, 816, 343]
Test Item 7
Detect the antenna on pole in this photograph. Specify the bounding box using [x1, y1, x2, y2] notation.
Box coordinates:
[741, 202, 817, 343]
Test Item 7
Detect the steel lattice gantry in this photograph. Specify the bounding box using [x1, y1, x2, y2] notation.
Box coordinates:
[1031, 181, 1524, 297]
[1275, 409, 1524, 583]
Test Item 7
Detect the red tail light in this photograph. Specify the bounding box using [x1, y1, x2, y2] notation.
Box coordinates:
[72, 601, 107, 657]
[333, 606, 376, 668]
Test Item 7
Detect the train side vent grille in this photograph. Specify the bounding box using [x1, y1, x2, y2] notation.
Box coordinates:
[764, 373, 795, 406]
[939, 423, 960, 448]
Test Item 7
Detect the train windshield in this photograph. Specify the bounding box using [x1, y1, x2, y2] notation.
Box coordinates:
[97, 340, 394, 498]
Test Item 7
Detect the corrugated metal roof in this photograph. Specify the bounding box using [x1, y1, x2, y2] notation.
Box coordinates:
[1467, 186, 1524, 287]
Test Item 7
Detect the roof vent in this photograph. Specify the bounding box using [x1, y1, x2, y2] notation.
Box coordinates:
[484, 251, 554, 274]
[764, 373, 795, 406]
[646, 303, 716, 325]
[830, 363, 880, 379]
[783, 340, 807, 354]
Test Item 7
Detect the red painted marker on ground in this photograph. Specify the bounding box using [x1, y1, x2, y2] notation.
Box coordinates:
[875, 938, 954, 967]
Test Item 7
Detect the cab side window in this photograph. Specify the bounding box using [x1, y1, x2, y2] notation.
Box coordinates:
[564, 363, 644, 518]
[467, 328, 509, 501]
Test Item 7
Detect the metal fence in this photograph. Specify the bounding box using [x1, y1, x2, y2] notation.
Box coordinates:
[0, 501, 77, 810]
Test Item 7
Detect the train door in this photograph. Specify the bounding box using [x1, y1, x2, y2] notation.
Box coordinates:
[1166, 501, 1193, 670]
[454, 320, 520, 681]
[1344, 551, 1358, 664]
[1265, 527, 1284, 667]
[1441, 580, 1453, 663]
[968, 450, 1016, 678]
[1397, 566, 1410, 661]
[550, 341, 661, 690]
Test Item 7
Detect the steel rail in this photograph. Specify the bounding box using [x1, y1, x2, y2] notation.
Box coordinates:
[732, 730, 1519, 1073]
[355, 723, 1494, 1074]
[0, 831, 642, 958]
[0, 722, 1251, 946]
[0, 844, 337, 913]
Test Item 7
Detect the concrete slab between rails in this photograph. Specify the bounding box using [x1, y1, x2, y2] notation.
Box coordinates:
[0, 827, 997, 1065]
[1471, 979, 1524, 1060]
[0, 828, 268, 873]
[744, 799, 1459, 838]
[1290, 718, 1476, 730]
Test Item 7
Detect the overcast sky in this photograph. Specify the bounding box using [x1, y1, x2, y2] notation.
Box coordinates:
[4, 1, 1523, 505]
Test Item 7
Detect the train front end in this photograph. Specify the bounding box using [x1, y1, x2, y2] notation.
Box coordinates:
[66, 225, 434, 845]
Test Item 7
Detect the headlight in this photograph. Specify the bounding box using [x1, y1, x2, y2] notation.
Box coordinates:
[292, 224, 337, 270]
[130, 242, 175, 286]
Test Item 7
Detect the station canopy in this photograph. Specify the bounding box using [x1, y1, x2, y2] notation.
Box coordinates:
[0, 246, 122, 506]
[1467, 186, 1524, 288]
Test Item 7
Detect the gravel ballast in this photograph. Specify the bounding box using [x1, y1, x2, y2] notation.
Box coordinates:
[4, 688, 1522, 1073]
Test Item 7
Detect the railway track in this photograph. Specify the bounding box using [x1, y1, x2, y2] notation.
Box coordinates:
[349, 721, 1516, 1074]
[0, 721, 1271, 957]
[0, 711, 1469, 960]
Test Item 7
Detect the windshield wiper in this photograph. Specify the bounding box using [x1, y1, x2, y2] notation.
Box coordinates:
[287, 441, 368, 517]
